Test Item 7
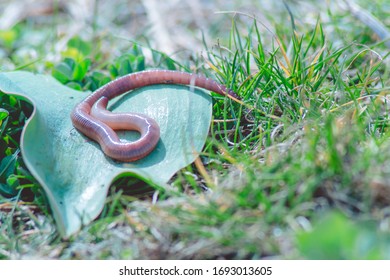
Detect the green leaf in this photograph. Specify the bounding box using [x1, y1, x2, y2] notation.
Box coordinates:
[0, 108, 8, 121]
[67, 37, 92, 57]
[135, 55, 145, 71]
[0, 153, 17, 181]
[118, 58, 133, 76]
[52, 62, 73, 84]
[65, 82, 82, 91]
[72, 58, 91, 81]
[0, 71, 213, 237]
[0, 108, 9, 137]
[86, 72, 111, 91]
[0, 152, 19, 196]
[0, 183, 15, 197]
[0, 29, 18, 49]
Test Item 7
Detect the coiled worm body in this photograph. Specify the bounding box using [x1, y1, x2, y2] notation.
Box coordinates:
[71, 70, 239, 162]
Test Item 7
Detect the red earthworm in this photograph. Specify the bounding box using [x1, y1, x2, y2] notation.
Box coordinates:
[70, 69, 239, 162]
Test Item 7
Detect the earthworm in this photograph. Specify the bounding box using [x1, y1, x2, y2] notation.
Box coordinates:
[71, 69, 239, 162]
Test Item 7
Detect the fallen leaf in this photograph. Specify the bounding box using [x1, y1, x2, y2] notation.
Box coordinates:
[0, 71, 212, 237]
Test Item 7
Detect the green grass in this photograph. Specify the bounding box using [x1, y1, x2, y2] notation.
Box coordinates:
[1, 1, 390, 259]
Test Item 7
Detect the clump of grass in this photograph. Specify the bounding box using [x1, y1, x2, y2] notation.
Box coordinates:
[1, 5, 390, 260]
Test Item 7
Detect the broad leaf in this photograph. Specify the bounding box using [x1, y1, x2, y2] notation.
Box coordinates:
[0, 71, 212, 237]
